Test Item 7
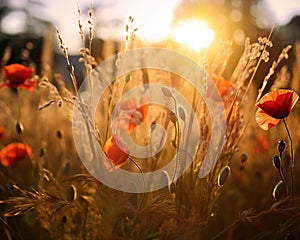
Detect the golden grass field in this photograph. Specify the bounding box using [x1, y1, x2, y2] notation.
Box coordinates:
[0, 10, 300, 240]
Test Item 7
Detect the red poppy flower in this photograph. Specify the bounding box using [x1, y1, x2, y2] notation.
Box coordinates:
[115, 96, 149, 133]
[212, 75, 235, 100]
[103, 134, 129, 171]
[1, 64, 36, 90]
[209, 75, 238, 121]
[256, 89, 299, 130]
[210, 75, 236, 103]
[0, 126, 5, 140]
[0, 143, 33, 167]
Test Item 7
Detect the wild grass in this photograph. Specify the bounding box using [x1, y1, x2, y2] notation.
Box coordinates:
[0, 6, 300, 240]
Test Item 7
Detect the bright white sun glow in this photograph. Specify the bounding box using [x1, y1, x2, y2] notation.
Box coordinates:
[172, 20, 215, 52]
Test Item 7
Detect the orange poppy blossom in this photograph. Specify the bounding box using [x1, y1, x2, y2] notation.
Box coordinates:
[0, 143, 33, 167]
[256, 89, 299, 130]
[210, 75, 238, 119]
[1, 63, 36, 90]
[211, 75, 236, 103]
[115, 95, 149, 133]
[102, 134, 129, 171]
[0, 126, 5, 140]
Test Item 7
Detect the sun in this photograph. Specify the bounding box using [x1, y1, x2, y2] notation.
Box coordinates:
[172, 20, 215, 52]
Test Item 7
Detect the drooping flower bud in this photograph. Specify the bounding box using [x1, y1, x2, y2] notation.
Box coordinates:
[240, 153, 247, 163]
[66, 185, 77, 201]
[217, 166, 230, 186]
[16, 122, 24, 135]
[169, 182, 176, 194]
[162, 87, 172, 97]
[277, 140, 286, 154]
[272, 155, 281, 169]
[178, 106, 186, 121]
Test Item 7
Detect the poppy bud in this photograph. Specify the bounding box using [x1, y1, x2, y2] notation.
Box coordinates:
[178, 106, 186, 121]
[61, 215, 67, 224]
[56, 130, 63, 139]
[63, 160, 70, 174]
[277, 140, 286, 153]
[218, 166, 230, 186]
[162, 87, 172, 97]
[67, 185, 77, 201]
[16, 123, 24, 135]
[57, 99, 63, 107]
[39, 148, 45, 157]
[151, 121, 156, 131]
[272, 155, 281, 169]
[169, 182, 176, 193]
[240, 153, 247, 163]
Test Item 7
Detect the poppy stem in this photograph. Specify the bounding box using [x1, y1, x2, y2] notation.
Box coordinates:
[128, 156, 145, 210]
[278, 162, 288, 197]
[16, 89, 21, 121]
[278, 156, 288, 197]
[170, 95, 180, 184]
[282, 118, 294, 204]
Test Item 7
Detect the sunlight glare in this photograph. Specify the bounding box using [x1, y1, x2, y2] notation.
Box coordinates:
[172, 20, 215, 52]
[133, 0, 180, 42]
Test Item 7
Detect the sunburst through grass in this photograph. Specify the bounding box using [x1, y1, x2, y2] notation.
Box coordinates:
[0, 2, 299, 240]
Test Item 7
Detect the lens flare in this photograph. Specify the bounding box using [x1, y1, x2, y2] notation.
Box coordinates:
[172, 20, 215, 51]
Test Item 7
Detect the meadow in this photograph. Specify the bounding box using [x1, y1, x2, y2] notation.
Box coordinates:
[0, 10, 300, 240]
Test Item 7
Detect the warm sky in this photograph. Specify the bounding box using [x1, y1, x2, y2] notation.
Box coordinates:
[1, 0, 300, 53]
[264, 0, 300, 25]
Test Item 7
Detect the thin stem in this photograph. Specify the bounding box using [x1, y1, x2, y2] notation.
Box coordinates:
[0, 217, 23, 240]
[128, 156, 145, 210]
[279, 153, 288, 197]
[210, 220, 238, 240]
[172, 119, 180, 184]
[170, 95, 180, 184]
[283, 118, 294, 203]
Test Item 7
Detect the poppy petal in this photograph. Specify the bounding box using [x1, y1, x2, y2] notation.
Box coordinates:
[288, 90, 299, 111]
[257, 100, 288, 119]
[0, 82, 10, 89]
[255, 108, 281, 130]
[2, 64, 34, 82]
[103, 134, 129, 171]
[257, 89, 299, 119]
[1, 64, 36, 90]
[18, 79, 38, 91]
[0, 126, 5, 140]
[0, 143, 33, 167]
[210, 75, 236, 102]
[116, 96, 149, 133]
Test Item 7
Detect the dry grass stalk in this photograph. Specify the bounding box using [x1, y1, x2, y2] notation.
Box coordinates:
[0, 5, 299, 239]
